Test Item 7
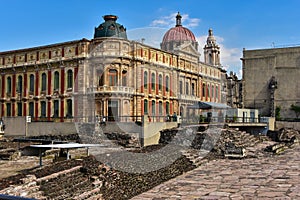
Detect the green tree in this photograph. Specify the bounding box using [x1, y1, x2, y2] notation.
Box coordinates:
[275, 106, 281, 120]
[290, 104, 300, 118]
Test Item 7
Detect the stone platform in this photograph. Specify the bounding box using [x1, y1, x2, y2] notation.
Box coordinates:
[132, 145, 300, 199]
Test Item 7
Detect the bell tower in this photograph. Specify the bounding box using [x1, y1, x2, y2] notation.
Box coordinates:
[204, 28, 220, 66]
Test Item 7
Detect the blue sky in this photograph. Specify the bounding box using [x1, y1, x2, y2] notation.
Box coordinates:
[1, 0, 300, 77]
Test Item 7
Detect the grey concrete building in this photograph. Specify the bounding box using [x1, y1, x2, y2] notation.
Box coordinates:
[242, 46, 300, 119]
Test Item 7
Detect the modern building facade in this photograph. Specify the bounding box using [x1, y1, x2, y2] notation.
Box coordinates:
[242, 46, 300, 119]
[0, 13, 226, 122]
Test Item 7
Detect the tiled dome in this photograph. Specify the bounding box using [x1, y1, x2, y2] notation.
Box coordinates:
[162, 13, 196, 43]
[94, 15, 127, 39]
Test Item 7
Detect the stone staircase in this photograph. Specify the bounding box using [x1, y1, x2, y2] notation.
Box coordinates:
[181, 149, 211, 167]
[37, 165, 103, 200]
[0, 174, 46, 199]
[0, 163, 104, 199]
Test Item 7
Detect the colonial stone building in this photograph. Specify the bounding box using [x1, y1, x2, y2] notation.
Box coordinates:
[0, 13, 226, 122]
[242, 46, 300, 119]
[226, 71, 243, 108]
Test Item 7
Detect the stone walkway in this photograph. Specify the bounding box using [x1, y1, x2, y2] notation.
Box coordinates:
[131, 145, 300, 199]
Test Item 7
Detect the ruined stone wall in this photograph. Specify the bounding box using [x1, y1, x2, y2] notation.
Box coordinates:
[276, 121, 300, 131]
[27, 122, 77, 136]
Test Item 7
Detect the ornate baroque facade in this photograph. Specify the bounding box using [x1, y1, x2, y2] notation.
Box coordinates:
[0, 14, 226, 122]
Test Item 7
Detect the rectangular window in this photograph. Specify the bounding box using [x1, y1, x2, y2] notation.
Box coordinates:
[29, 74, 34, 93]
[54, 71, 59, 90]
[166, 102, 169, 115]
[165, 76, 169, 92]
[41, 73, 47, 92]
[144, 71, 148, 89]
[192, 83, 195, 96]
[66, 99, 73, 118]
[6, 77, 12, 95]
[108, 69, 118, 86]
[159, 75, 162, 91]
[186, 82, 189, 95]
[6, 103, 11, 116]
[17, 102, 22, 116]
[144, 100, 148, 114]
[159, 101, 163, 115]
[151, 73, 155, 90]
[53, 100, 59, 118]
[29, 102, 34, 118]
[179, 81, 183, 94]
[41, 101, 46, 117]
[67, 70, 73, 88]
[17, 76, 23, 94]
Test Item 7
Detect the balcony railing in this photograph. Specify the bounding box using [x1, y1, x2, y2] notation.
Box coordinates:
[96, 86, 135, 95]
[178, 94, 199, 101]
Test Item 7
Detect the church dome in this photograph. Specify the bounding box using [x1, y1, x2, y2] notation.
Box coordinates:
[94, 15, 127, 39]
[161, 12, 198, 52]
[162, 13, 196, 43]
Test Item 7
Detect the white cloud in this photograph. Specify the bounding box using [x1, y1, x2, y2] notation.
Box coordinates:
[150, 12, 201, 28]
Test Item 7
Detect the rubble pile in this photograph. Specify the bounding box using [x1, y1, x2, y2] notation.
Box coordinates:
[160, 127, 268, 159]
[0, 148, 18, 160]
[27, 133, 80, 142]
[99, 154, 194, 200]
[210, 129, 264, 158]
[104, 132, 140, 148]
[266, 128, 300, 154]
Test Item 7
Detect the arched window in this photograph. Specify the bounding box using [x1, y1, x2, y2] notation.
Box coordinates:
[152, 100, 156, 116]
[6, 77, 11, 94]
[29, 74, 34, 93]
[66, 99, 73, 118]
[216, 85, 219, 99]
[212, 85, 215, 99]
[17, 75, 23, 94]
[41, 101, 46, 117]
[151, 72, 155, 90]
[67, 69, 73, 89]
[144, 71, 148, 89]
[54, 71, 59, 90]
[159, 74, 162, 91]
[144, 99, 148, 114]
[122, 70, 127, 86]
[108, 69, 118, 86]
[166, 102, 170, 115]
[159, 101, 163, 115]
[41, 73, 47, 92]
[165, 76, 169, 92]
